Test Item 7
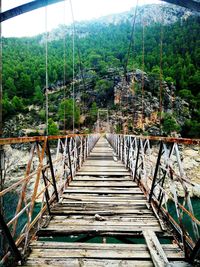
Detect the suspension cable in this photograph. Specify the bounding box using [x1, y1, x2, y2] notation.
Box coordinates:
[0, 0, 2, 137]
[63, 0, 67, 134]
[159, 5, 164, 134]
[141, 21, 145, 131]
[124, 0, 139, 80]
[45, 4, 49, 136]
[69, 0, 75, 134]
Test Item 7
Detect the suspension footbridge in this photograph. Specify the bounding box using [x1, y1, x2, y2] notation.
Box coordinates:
[0, 1, 200, 266]
[0, 134, 199, 266]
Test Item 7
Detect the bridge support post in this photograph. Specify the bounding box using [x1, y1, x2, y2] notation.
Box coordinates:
[149, 141, 163, 203]
[190, 238, 200, 265]
[0, 212, 22, 264]
[67, 138, 73, 182]
[46, 140, 59, 202]
[133, 138, 140, 181]
[41, 169, 51, 215]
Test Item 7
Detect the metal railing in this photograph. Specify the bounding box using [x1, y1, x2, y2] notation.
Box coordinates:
[107, 134, 200, 263]
[0, 133, 100, 265]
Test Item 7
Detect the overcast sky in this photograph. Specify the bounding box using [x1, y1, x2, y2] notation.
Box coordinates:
[2, 0, 161, 37]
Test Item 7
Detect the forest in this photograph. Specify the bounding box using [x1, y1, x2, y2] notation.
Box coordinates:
[2, 15, 200, 137]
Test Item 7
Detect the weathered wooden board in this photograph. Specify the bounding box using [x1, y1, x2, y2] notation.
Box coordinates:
[28, 242, 184, 259]
[73, 176, 132, 182]
[63, 189, 143, 194]
[76, 172, 131, 176]
[24, 259, 154, 267]
[61, 194, 146, 200]
[69, 181, 137, 187]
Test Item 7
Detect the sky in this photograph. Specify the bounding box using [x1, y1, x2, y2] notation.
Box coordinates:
[2, 0, 161, 37]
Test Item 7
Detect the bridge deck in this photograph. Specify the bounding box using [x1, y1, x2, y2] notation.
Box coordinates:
[23, 137, 186, 267]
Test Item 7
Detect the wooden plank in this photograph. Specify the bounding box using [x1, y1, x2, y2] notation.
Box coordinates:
[83, 162, 124, 166]
[143, 230, 170, 267]
[61, 195, 146, 200]
[29, 242, 184, 255]
[77, 172, 131, 176]
[50, 209, 154, 216]
[69, 181, 137, 187]
[28, 245, 184, 259]
[54, 203, 148, 210]
[24, 259, 154, 267]
[73, 177, 132, 181]
[79, 169, 127, 174]
[51, 215, 158, 221]
[82, 163, 125, 168]
[63, 189, 143, 194]
[61, 200, 148, 204]
[47, 219, 160, 227]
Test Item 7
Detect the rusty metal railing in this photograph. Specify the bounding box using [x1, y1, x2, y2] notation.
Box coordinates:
[107, 134, 200, 264]
[0, 133, 100, 265]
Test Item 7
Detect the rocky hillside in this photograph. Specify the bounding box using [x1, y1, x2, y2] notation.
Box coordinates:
[96, 4, 198, 26]
[2, 4, 200, 138]
[47, 3, 199, 42]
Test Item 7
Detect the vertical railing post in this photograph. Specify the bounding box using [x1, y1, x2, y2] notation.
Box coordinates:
[117, 135, 120, 158]
[46, 140, 59, 202]
[134, 138, 140, 181]
[83, 136, 87, 161]
[0, 212, 22, 264]
[190, 238, 200, 265]
[149, 141, 163, 203]
[126, 136, 130, 169]
[79, 136, 83, 168]
[120, 135, 123, 162]
[67, 137, 73, 182]
[86, 136, 89, 157]
[41, 170, 51, 215]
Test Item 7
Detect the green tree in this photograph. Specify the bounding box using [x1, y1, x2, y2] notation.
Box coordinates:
[48, 118, 59, 135]
[95, 79, 114, 106]
[4, 77, 17, 98]
[33, 85, 44, 105]
[58, 99, 80, 128]
[179, 89, 194, 103]
[2, 94, 15, 117]
[18, 73, 32, 98]
[11, 96, 24, 112]
[89, 102, 98, 123]
[182, 119, 200, 138]
[162, 113, 181, 136]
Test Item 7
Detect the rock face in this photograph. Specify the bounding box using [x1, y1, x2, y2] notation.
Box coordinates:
[39, 3, 199, 43]
[93, 4, 199, 27]
[112, 69, 190, 135]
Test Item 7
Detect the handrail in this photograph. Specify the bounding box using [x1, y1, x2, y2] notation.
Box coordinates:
[106, 133, 200, 263]
[122, 134, 200, 145]
[0, 133, 100, 265]
[0, 133, 91, 145]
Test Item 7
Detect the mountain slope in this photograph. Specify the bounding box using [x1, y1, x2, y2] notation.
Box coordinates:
[2, 4, 200, 137]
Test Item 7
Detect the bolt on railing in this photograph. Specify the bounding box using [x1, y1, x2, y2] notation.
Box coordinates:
[107, 133, 200, 264]
[0, 133, 100, 265]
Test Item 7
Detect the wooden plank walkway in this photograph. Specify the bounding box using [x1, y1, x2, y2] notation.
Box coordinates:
[23, 137, 187, 267]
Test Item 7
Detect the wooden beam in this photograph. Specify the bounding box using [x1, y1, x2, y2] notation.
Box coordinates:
[143, 230, 170, 267]
[162, 0, 200, 12]
[0, 0, 64, 23]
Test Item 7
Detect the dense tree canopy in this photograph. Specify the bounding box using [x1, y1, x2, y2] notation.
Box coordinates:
[2, 16, 200, 136]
